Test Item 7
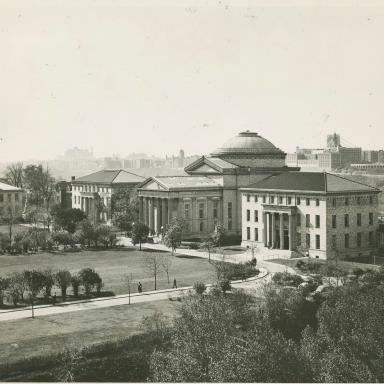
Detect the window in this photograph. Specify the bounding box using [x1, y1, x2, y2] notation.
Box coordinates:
[306, 234, 311, 248]
[345, 197, 349, 206]
[278, 196, 283, 204]
[246, 227, 250, 240]
[270, 196, 274, 204]
[316, 198, 320, 206]
[213, 201, 218, 219]
[246, 194, 250, 202]
[288, 196, 292, 205]
[315, 235, 320, 250]
[262, 196, 266, 203]
[246, 209, 250, 221]
[184, 204, 190, 219]
[357, 232, 362, 247]
[199, 203, 204, 219]
[199, 222, 204, 232]
[314, 215, 320, 228]
[306, 198, 310, 206]
[369, 196, 373, 205]
[297, 215, 301, 226]
[332, 215, 337, 229]
[15, 193, 19, 201]
[254, 228, 259, 241]
[228, 202, 232, 219]
[357, 196, 361, 205]
[332, 235, 337, 249]
[345, 234, 350, 249]
[306, 214, 310, 228]
[332, 198, 336, 207]
[344, 214, 349, 228]
[369, 231, 374, 246]
[254, 210, 258, 222]
[228, 220, 232, 230]
[255, 195, 258, 203]
[357, 213, 362, 226]
[369, 212, 374, 225]
[297, 197, 301, 205]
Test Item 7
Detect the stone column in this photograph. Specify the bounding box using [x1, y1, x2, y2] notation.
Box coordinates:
[271, 213, 276, 248]
[148, 198, 154, 231]
[168, 198, 173, 223]
[288, 214, 295, 251]
[279, 213, 284, 250]
[139, 196, 144, 223]
[263, 212, 267, 247]
[156, 198, 161, 233]
[162, 199, 168, 229]
[266, 213, 271, 247]
[81, 197, 84, 212]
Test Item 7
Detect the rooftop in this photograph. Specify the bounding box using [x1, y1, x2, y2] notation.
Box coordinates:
[243, 172, 380, 193]
[72, 169, 145, 184]
[0, 182, 22, 191]
[141, 176, 222, 190]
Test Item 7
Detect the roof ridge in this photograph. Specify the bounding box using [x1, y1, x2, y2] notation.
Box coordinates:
[111, 169, 122, 183]
[120, 169, 146, 179]
[327, 172, 380, 191]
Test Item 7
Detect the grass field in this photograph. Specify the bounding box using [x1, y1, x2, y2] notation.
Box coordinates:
[0, 299, 179, 365]
[0, 248, 217, 295]
[269, 257, 380, 274]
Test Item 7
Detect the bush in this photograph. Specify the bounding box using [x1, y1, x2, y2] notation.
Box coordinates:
[188, 242, 200, 250]
[79, 268, 102, 296]
[193, 281, 206, 295]
[213, 261, 258, 281]
[219, 278, 231, 293]
[272, 272, 304, 287]
[71, 274, 81, 298]
[351, 267, 365, 277]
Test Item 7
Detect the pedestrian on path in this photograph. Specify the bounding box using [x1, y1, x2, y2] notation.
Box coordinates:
[138, 282, 142, 293]
[52, 294, 57, 305]
[172, 278, 177, 289]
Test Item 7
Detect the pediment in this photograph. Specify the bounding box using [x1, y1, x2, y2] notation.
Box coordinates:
[190, 164, 220, 174]
[140, 179, 167, 190]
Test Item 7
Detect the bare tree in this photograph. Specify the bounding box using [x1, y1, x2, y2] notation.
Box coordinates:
[5, 162, 24, 188]
[125, 272, 135, 304]
[143, 252, 164, 291]
[161, 254, 172, 284]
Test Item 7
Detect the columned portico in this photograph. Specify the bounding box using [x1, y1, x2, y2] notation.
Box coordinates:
[262, 206, 297, 251]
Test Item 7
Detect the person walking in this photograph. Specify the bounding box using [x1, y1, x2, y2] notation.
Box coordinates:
[138, 282, 142, 293]
[172, 278, 177, 289]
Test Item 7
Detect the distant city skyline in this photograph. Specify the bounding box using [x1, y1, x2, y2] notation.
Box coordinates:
[2, 1, 384, 162]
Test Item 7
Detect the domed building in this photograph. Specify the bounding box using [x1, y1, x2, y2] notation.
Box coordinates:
[138, 131, 299, 238]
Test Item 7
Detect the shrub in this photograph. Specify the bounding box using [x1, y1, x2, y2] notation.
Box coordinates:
[188, 242, 200, 250]
[71, 274, 81, 298]
[193, 281, 206, 295]
[219, 278, 231, 293]
[79, 268, 102, 296]
[213, 261, 258, 281]
[272, 272, 304, 287]
[55, 270, 72, 299]
[351, 267, 365, 277]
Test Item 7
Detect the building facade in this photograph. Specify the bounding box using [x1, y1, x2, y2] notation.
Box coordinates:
[241, 172, 380, 260]
[0, 182, 25, 220]
[71, 169, 145, 224]
[138, 131, 299, 238]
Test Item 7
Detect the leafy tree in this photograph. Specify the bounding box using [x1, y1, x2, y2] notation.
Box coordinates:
[55, 270, 72, 300]
[301, 284, 384, 382]
[23, 269, 45, 305]
[94, 225, 117, 248]
[7, 272, 28, 305]
[41, 269, 55, 299]
[71, 274, 81, 298]
[131, 222, 149, 251]
[201, 238, 214, 262]
[52, 230, 73, 250]
[211, 223, 226, 249]
[79, 268, 102, 296]
[77, 219, 95, 247]
[162, 218, 185, 255]
[111, 188, 139, 233]
[0, 276, 10, 305]
[4, 162, 24, 188]
[51, 205, 86, 233]
[193, 281, 206, 295]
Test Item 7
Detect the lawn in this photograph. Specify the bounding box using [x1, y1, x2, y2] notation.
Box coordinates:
[0, 224, 28, 236]
[0, 299, 179, 365]
[269, 257, 380, 275]
[0, 248, 217, 295]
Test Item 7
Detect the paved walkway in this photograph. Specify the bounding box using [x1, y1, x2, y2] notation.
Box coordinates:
[0, 237, 295, 322]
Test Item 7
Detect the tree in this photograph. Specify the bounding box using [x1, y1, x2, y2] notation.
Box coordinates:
[94, 225, 117, 248]
[52, 230, 73, 250]
[0, 277, 10, 306]
[78, 268, 102, 296]
[51, 205, 86, 233]
[201, 238, 214, 262]
[55, 270, 72, 300]
[7, 272, 28, 305]
[161, 254, 172, 284]
[41, 269, 55, 300]
[211, 223, 226, 249]
[162, 218, 185, 256]
[23, 269, 45, 316]
[143, 253, 163, 291]
[111, 188, 139, 233]
[71, 274, 81, 298]
[5, 162, 24, 188]
[193, 281, 206, 295]
[77, 219, 95, 247]
[125, 273, 135, 304]
[131, 222, 149, 251]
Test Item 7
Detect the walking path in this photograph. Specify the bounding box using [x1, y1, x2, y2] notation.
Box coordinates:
[0, 237, 295, 322]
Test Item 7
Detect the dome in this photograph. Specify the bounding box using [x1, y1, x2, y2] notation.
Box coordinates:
[210, 131, 285, 157]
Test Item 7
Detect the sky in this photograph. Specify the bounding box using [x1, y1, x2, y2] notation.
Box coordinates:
[1, 0, 384, 162]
